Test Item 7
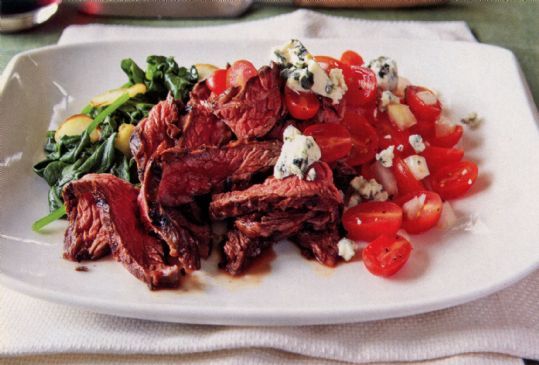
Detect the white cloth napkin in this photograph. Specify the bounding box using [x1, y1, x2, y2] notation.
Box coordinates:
[2, 9, 537, 365]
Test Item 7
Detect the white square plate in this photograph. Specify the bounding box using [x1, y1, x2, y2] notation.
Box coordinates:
[1, 39, 538, 325]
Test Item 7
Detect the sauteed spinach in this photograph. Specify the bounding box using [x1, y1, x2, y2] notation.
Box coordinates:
[32, 56, 197, 231]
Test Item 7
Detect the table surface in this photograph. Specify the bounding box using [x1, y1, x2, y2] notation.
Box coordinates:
[1, 2, 538, 364]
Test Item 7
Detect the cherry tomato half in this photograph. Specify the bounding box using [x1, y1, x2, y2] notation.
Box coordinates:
[313, 55, 343, 71]
[342, 201, 403, 242]
[391, 156, 425, 196]
[394, 191, 443, 234]
[344, 66, 378, 107]
[375, 113, 413, 157]
[362, 234, 412, 277]
[405, 86, 442, 123]
[421, 145, 464, 171]
[284, 87, 321, 120]
[340, 50, 364, 67]
[430, 161, 478, 200]
[341, 111, 379, 166]
[304, 123, 352, 162]
[226, 60, 257, 88]
[206, 69, 227, 95]
[429, 124, 463, 148]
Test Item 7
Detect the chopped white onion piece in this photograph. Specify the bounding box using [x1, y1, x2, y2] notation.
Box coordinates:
[374, 161, 398, 196]
[416, 90, 438, 105]
[438, 201, 458, 230]
[402, 194, 426, 220]
[404, 155, 430, 180]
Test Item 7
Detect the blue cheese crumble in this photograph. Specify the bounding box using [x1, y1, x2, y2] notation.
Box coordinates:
[274, 125, 321, 180]
[461, 112, 482, 129]
[337, 238, 356, 261]
[350, 176, 388, 203]
[379, 90, 400, 111]
[375, 145, 395, 168]
[272, 39, 348, 104]
[367, 56, 398, 92]
[408, 134, 426, 153]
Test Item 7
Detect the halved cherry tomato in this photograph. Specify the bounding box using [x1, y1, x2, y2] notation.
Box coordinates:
[421, 145, 464, 171]
[428, 124, 463, 148]
[284, 87, 321, 120]
[430, 161, 478, 200]
[304, 123, 352, 162]
[341, 50, 364, 67]
[374, 113, 413, 156]
[342, 201, 403, 242]
[226, 60, 257, 88]
[362, 234, 412, 277]
[206, 69, 227, 95]
[341, 111, 379, 166]
[409, 119, 435, 139]
[391, 156, 425, 196]
[394, 191, 442, 234]
[360, 162, 377, 180]
[313, 55, 343, 71]
[344, 66, 378, 107]
[405, 86, 442, 123]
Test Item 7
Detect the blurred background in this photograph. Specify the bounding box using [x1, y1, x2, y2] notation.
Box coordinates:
[0, 0, 537, 105]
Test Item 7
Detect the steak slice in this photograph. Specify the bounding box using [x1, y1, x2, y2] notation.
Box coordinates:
[234, 209, 336, 240]
[149, 140, 282, 207]
[63, 174, 180, 289]
[139, 140, 281, 270]
[213, 64, 284, 139]
[180, 81, 233, 149]
[130, 95, 182, 180]
[310, 96, 346, 124]
[292, 226, 340, 267]
[220, 229, 272, 275]
[211, 162, 343, 275]
[210, 162, 342, 220]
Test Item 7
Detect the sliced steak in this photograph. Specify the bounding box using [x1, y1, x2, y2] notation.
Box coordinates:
[130, 95, 181, 180]
[210, 162, 342, 220]
[149, 140, 282, 207]
[139, 140, 281, 270]
[63, 193, 111, 261]
[211, 162, 343, 275]
[63, 174, 180, 289]
[234, 209, 336, 240]
[332, 161, 357, 192]
[310, 96, 346, 124]
[213, 64, 284, 139]
[180, 81, 233, 149]
[292, 226, 340, 267]
[220, 229, 271, 275]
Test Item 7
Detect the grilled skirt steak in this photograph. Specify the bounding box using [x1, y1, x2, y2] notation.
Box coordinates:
[138, 140, 282, 271]
[292, 226, 341, 267]
[210, 162, 342, 220]
[180, 81, 233, 149]
[213, 63, 284, 139]
[147, 140, 282, 207]
[63, 174, 180, 289]
[220, 229, 272, 275]
[130, 95, 182, 180]
[210, 162, 343, 274]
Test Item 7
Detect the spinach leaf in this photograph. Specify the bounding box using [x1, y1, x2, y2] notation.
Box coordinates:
[33, 54, 198, 226]
[48, 185, 64, 212]
[123, 55, 198, 103]
[121, 58, 145, 84]
[42, 161, 69, 186]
